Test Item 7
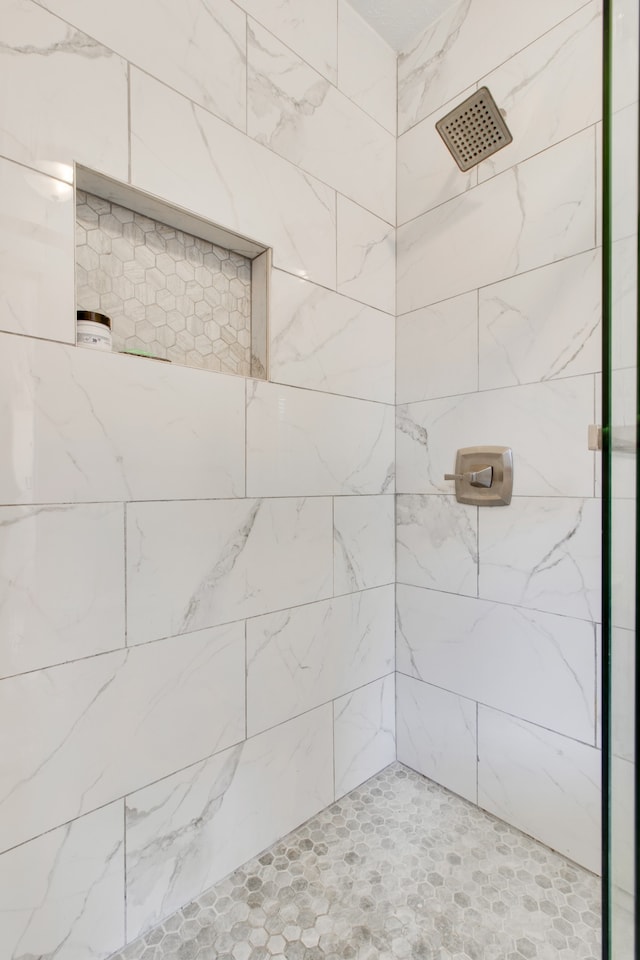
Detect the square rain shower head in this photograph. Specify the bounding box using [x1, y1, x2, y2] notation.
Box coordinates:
[435, 87, 513, 172]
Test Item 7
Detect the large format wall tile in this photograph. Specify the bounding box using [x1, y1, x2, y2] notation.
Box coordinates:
[396, 376, 595, 497]
[0, 156, 74, 343]
[246, 586, 394, 735]
[0, 0, 128, 180]
[269, 270, 394, 403]
[337, 0, 396, 134]
[247, 23, 395, 223]
[246, 381, 394, 497]
[333, 494, 395, 593]
[397, 128, 596, 313]
[334, 674, 396, 798]
[397, 495, 478, 597]
[396, 585, 596, 744]
[478, 250, 602, 390]
[0, 623, 244, 852]
[127, 498, 333, 645]
[478, 706, 601, 873]
[0, 802, 125, 960]
[125, 705, 334, 940]
[396, 674, 477, 803]
[38, 0, 247, 130]
[130, 69, 336, 290]
[0, 503, 125, 679]
[397, 0, 589, 133]
[479, 497, 601, 621]
[337, 196, 395, 314]
[235, 0, 338, 82]
[0, 334, 245, 504]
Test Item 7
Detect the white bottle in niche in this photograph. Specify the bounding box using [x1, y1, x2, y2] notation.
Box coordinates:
[76, 310, 112, 351]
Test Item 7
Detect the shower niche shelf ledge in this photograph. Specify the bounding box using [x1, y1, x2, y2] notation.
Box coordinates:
[74, 165, 270, 380]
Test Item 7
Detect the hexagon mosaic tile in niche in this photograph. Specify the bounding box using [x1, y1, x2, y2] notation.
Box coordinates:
[111, 763, 601, 960]
[76, 191, 252, 376]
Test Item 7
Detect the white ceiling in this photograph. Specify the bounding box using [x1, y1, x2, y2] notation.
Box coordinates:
[347, 0, 456, 51]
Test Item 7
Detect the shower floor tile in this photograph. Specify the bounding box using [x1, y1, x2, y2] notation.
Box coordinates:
[112, 763, 601, 960]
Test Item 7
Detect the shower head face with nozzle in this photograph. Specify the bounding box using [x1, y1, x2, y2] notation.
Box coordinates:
[435, 87, 513, 172]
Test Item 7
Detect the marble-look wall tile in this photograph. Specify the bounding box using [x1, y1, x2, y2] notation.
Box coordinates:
[0, 623, 244, 852]
[127, 498, 333, 645]
[612, 755, 635, 894]
[0, 334, 245, 504]
[0, 0, 128, 180]
[611, 236, 638, 373]
[397, 128, 596, 314]
[397, 87, 478, 225]
[247, 586, 394, 736]
[396, 291, 478, 404]
[0, 802, 125, 960]
[478, 497, 601, 621]
[477, 3, 602, 181]
[396, 376, 595, 497]
[337, 0, 396, 134]
[612, 497, 636, 631]
[246, 381, 394, 498]
[612, 627, 635, 762]
[269, 270, 394, 403]
[336, 196, 395, 314]
[397, 0, 589, 134]
[611, 0, 639, 113]
[396, 673, 477, 803]
[0, 156, 74, 343]
[478, 250, 601, 390]
[247, 22, 395, 224]
[478, 706, 601, 873]
[333, 495, 395, 593]
[396, 495, 478, 597]
[235, 0, 338, 82]
[125, 705, 334, 940]
[334, 675, 396, 799]
[130, 69, 336, 290]
[612, 102, 639, 243]
[0, 503, 125, 679]
[396, 585, 596, 744]
[37, 0, 247, 130]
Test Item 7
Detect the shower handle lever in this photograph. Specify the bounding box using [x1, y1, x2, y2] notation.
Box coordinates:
[444, 465, 493, 488]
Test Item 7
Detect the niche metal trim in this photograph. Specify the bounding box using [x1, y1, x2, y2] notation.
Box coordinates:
[436, 87, 513, 172]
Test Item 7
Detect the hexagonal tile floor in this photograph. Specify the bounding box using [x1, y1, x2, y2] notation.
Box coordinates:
[111, 763, 601, 960]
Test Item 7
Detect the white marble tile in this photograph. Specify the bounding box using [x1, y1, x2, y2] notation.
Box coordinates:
[130, 69, 336, 290]
[396, 585, 596, 744]
[612, 102, 638, 243]
[0, 334, 245, 504]
[477, 706, 601, 873]
[0, 623, 244, 853]
[247, 23, 395, 223]
[0, 802, 124, 960]
[611, 755, 635, 894]
[38, 0, 247, 130]
[269, 269, 394, 403]
[247, 586, 394, 736]
[595, 120, 603, 249]
[611, 236, 638, 373]
[246, 381, 394, 497]
[396, 494, 478, 597]
[337, 0, 396, 133]
[612, 0, 639, 112]
[612, 627, 634, 763]
[397, 128, 596, 314]
[397, 376, 595, 497]
[334, 675, 396, 799]
[235, 0, 338, 82]
[0, 0, 128, 180]
[477, 3, 602, 181]
[336, 196, 395, 314]
[611, 497, 636, 632]
[0, 156, 74, 342]
[478, 250, 602, 390]
[396, 291, 478, 404]
[397, 0, 589, 134]
[127, 497, 333, 645]
[478, 497, 601, 621]
[611, 368, 637, 501]
[396, 673, 477, 803]
[397, 87, 478, 225]
[125, 704, 334, 940]
[333, 495, 395, 593]
[0, 503, 124, 679]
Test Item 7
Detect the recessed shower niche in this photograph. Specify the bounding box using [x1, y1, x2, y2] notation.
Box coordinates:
[74, 167, 269, 379]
